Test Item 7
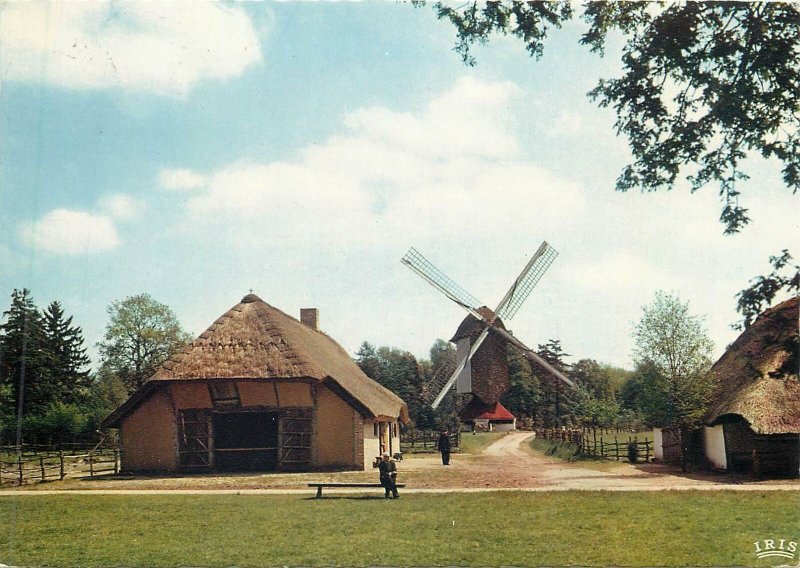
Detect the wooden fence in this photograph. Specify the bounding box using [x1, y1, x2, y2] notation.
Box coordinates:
[0, 446, 120, 486]
[401, 430, 460, 452]
[534, 428, 652, 463]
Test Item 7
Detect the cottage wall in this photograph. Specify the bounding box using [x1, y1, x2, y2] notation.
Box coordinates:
[171, 382, 212, 409]
[120, 388, 178, 471]
[315, 384, 358, 468]
[237, 381, 278, 406]
[363, 419, 381, 468]
[703, 425, 727, 470]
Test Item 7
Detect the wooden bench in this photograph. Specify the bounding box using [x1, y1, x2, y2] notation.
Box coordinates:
[308, 482, 406, 499]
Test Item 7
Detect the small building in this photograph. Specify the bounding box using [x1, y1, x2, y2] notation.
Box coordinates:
[704, 296, 799, 477]
[103, 294, 408, 472]
[460, 398, 516, 432]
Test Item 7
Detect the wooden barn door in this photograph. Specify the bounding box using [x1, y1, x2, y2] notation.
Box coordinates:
[279, 408, 313, 469]
[177, 409, 213, 470]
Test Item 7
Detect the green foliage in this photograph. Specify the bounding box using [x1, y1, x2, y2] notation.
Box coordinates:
[0, 289, 51, 417]
[432, 1, 573, 66]
[735, 249, 800, 329]
[632, 292, 716, 434]
[500, 344, 540, 422]
[0, 290, 93, 445]
[570, 359, 633, 429]
[429, 1, 800, 236]
[529, 436, 582, 461]
[428, 2, 800, 314]
[20, 402, 91, 445]
[97, 293, 192, 394]
[584, 3, 800, 234]
[41, 301, 92, 405]
[356, 339, 460, 430]
[533, 339, 577, 427]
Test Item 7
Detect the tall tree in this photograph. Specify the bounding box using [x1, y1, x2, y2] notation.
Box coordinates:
[570, 359, 626, 430]
[533, 339, 575, 427]
[500, 345, 541, 424]
[0, 289, 51, 417]
[97, 294, 192, 393]
[41, 301, 92, 405]
[632, 291, 715, 467]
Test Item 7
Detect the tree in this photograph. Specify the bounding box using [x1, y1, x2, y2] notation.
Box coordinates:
[632, 291, 715, 468]
[532, 339, 575, 427]
[41, 301, 92, 405]
[500, 344, 541, 425]
[426, 1, 800, 307]
[97, 294, 192, 393]
[570, 359, 626, 430]
[0, 289, 51, 417]
[734, 249, 800, 329]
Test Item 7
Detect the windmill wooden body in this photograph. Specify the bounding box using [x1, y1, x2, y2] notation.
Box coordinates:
[402, 241, 574, 411]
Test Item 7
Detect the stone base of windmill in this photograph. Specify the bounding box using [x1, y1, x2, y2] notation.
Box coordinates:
[459, 396, 517, 433]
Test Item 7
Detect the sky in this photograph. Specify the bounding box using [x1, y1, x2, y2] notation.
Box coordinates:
[1, 2, 797, 371]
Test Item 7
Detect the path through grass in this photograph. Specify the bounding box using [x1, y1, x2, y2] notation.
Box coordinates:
[1, 491, 797, 566]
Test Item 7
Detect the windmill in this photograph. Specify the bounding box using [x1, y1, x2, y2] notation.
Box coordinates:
[401, 241, 574, 411]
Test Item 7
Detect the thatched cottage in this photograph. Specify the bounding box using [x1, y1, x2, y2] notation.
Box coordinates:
[703, 296, 799, 477]
[103, 294, 408, 473]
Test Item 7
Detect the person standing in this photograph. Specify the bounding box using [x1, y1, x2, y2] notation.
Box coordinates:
[378, 452, 399, 499]
[437, 430, 451, 465]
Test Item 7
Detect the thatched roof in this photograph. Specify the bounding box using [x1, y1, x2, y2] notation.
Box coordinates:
[707, 296, 799, 435]
[105, 294, 408, 426]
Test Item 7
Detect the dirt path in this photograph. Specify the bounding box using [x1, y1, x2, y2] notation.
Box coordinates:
[2, 432, 798, 494]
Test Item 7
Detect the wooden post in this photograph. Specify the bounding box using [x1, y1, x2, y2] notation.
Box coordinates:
[89, 451, 94, 478]
[113, 449, 119, 474]
[614, 436, 619, 461]
[40, 456, 45, 481]
[18, 457, 24, 485]
[59, 451, 65, 480]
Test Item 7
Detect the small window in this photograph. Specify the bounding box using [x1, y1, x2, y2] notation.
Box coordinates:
[373, 423, 379, 437]
[208, 381, 241, 408]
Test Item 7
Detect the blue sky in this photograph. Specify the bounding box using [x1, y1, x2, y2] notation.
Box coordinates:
[1, 2, 797, 370]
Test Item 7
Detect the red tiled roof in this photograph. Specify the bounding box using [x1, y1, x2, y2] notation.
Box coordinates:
[460, 398, 516, 421]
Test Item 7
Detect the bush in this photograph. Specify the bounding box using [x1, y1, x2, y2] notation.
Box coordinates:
[21, 402, 92, 445]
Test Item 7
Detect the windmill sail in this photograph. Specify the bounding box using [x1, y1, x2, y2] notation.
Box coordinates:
[402, 240, 570, 409]
[496, 241, 558, 321]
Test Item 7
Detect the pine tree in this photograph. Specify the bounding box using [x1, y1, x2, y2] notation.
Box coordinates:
[0, 289, 51, 418]
[533, 339, 576, 427]
[500, 345, 541, 424]
[42, 301, 92, 405]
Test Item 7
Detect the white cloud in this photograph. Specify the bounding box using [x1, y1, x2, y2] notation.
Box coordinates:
[0, 3, 262, 96]
[159, 168, 209, 191]
[176, 76, 586, 248]
[19, 209, 119, 255]
[99, 194, 144, 219]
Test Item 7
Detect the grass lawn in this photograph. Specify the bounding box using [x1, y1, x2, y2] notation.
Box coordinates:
[458, 431, 506, 454]
[1, 492, 798, 567]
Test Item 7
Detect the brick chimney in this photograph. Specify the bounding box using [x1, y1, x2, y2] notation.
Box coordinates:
[300, 308, 319, 331]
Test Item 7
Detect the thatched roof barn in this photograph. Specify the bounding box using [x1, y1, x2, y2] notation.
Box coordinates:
[703, 296, 799, 477]
[104, 294, 408, 473]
